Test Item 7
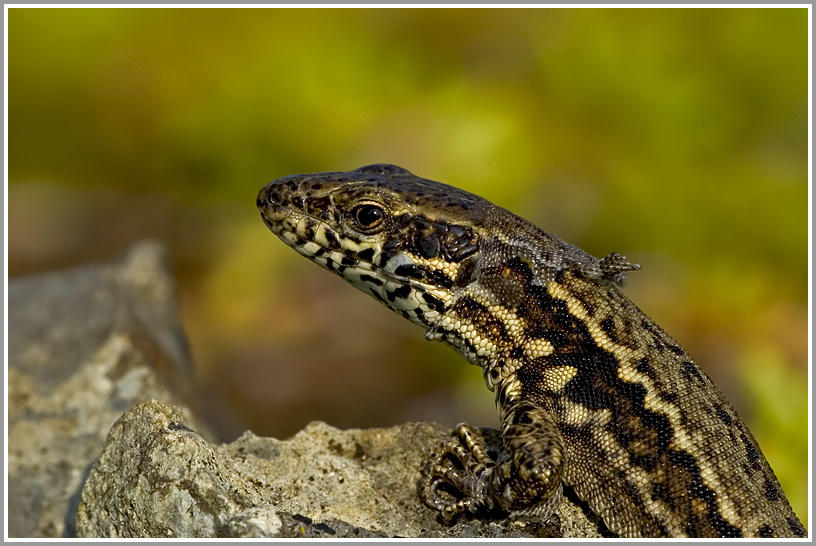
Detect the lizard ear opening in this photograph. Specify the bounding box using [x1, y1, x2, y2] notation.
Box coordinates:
[453, 256, 478, 288]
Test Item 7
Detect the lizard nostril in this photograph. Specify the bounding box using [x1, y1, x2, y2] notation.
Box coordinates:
[257, 182, 290, 212]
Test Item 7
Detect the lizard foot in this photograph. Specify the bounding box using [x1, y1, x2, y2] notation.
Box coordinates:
[421, 404, 566, 526]
[420, 423, 501, 525]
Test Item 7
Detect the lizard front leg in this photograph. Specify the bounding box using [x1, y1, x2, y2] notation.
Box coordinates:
[421, 400, 565, 525]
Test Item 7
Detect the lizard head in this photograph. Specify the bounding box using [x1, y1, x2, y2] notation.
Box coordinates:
[257, 164, 489, 327]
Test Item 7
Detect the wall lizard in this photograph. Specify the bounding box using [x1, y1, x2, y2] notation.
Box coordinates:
[256, 164, 806, 538]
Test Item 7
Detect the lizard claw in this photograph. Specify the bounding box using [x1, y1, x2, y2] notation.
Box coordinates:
[420, 423, 498, 524]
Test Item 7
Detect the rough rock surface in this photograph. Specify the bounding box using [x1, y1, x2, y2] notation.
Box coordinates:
[7, 241, 203, 538]
[76, 400, 601, 538]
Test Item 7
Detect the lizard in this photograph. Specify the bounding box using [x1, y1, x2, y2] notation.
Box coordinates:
[256, 163, 806, 538]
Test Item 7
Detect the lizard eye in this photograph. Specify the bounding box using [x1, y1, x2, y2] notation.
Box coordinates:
[353, 203, 385, 231]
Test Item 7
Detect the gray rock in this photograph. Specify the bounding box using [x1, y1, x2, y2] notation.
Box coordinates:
[75, 400, 601, 538]
[7, 241, 204, 538]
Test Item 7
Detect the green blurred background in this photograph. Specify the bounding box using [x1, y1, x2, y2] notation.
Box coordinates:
[8, 8, 808, 525]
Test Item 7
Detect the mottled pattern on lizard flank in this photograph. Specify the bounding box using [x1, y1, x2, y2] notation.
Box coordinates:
[257, 164, 806, 538]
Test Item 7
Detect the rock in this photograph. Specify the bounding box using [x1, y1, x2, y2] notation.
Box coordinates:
[7, 241, 204, 538]
[75, 400, 601, 538]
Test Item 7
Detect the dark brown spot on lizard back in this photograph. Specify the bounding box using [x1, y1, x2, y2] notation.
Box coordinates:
[679, 361, 705, 386]
[788, 518, 807, 536]
[758, 525, 774, 538]
[600, 317, 619, 344]
[763, 477, 781, 502]
[713, 403, 733, 426]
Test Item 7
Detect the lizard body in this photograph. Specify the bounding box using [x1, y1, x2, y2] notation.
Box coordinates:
[256, 164, 806, 538]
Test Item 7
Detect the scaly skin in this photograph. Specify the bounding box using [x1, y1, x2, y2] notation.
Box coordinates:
[256, 164, 806, 538]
